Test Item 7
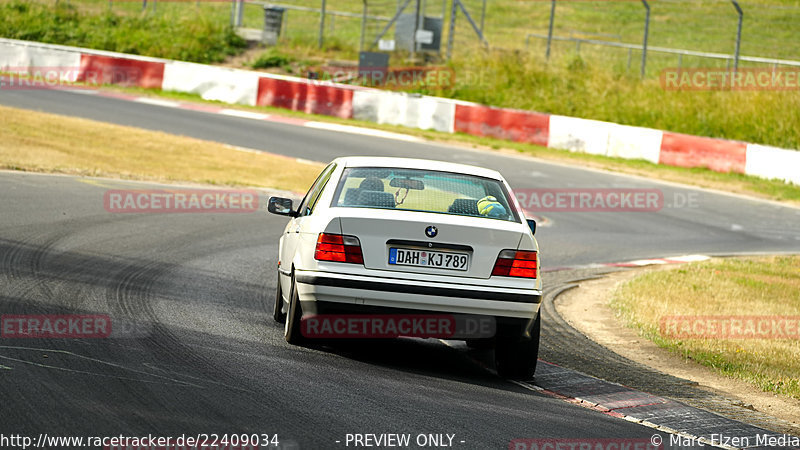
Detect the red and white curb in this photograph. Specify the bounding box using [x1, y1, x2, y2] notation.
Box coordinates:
[543, 254, 711, 273]
[509, 379, 738, 450]
[607, 253, 711, 267]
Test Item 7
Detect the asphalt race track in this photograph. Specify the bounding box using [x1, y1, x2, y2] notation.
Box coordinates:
[4, 88, 800, 268]
[1, 88, 800, 448]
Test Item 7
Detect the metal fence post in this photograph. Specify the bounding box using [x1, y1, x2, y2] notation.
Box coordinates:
[546, 0, 556, 60]
[318, 0, 327, 48]
[731, 0, 743, 73]
[371, 0, 411, 48]
[454, 0, 488, 47]
[360, 0, 368, 52]
[641, 0, 650, 79]
[237, 0, 244, 27]
[627, 48, 632, 71]
[446, 0, 457, 61]
[412, 0, 420, 59]
[479, 0, 486, 33]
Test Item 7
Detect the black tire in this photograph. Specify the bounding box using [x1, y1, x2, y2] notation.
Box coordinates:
[495, 314, 540, 380]
[273, 276, 287, 324]
[284, 275, 306, 345]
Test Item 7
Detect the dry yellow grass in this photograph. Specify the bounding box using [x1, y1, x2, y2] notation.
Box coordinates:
[0, 105, 323, 191]
[611, 256, 800, 399]
[109, 86, 800, 206]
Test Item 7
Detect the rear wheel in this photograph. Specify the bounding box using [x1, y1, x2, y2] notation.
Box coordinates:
[495, 314, 540, 380]
[272, 276, 286, 324]
[284, 275, 306, 345]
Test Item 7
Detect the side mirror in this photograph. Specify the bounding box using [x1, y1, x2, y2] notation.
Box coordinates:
[526, 218, 537, 235]
[268, 197, 296, 217]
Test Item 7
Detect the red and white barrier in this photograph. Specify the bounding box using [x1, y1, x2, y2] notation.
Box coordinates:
[454, 103, 549, 147]
[606, 124, 663, 164]
[0, 40, 81, 77]
[78, 53, 164, 89]
[659, 132, 747, 173]
[256, 75, 354, 118]
[548, 115, 611, 156]
[0, 37, 797, 186]
[163, 62, 260, 106]
[353, 90, 455, 133]
[0, 39, 166, 88]
[745, 144, 800, 185]
[547, 116, 665, 164]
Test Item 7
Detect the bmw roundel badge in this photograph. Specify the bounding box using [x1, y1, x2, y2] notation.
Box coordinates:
[425, 226, 438, 238]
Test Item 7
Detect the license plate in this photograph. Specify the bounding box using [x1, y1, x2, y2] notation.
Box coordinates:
[388, 248, 469, 271]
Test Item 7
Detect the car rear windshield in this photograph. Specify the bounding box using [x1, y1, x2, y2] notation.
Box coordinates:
[331, 167, 520, 222]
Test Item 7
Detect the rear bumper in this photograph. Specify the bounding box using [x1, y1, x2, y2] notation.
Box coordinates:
[293, 269, 541, 319]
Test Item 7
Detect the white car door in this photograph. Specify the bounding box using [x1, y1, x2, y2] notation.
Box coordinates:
[280, 163, 337, 291]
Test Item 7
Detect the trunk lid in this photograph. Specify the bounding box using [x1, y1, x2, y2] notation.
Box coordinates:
[338, 209, 525, 279]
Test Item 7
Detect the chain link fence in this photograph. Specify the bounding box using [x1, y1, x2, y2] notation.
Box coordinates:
[72, 0, 800, 78]
[235, 0, 452, 57]
[516, 0, 800, 77]
[230, 0, 800, 78]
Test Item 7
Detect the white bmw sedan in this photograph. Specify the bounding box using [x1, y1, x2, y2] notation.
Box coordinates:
[268, 157, 542, 379]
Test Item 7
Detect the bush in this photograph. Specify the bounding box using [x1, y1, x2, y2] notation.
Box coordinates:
[432, 48, 800, 149]
[252, 50, 293, 69]
[0, 0, 246, 64]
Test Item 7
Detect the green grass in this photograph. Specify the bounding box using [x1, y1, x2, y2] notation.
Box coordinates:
[237, 0, 800, 66]
[476, 0, 800, 61]
[241, 0, 800, 149]
[2, 0, 800, 149]
[439, 51, 800, 149]
[610, 256, 800, 399]
[0, 0, 246, 63]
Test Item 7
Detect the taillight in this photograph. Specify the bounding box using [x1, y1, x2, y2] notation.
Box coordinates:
[492, 250, 537, 278]
[314, 233, 364, 264]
